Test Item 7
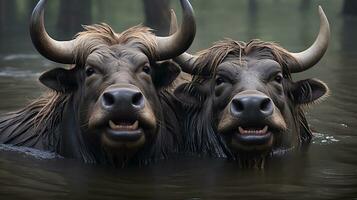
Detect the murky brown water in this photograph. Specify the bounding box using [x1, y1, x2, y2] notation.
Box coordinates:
[0, 1, 356, 199]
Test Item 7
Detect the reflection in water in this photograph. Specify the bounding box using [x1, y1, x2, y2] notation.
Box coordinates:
[0, 0, 357, 199]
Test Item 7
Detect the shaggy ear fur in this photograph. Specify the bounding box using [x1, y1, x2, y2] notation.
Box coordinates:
[152, 60, 181, 88]
[39, 68, 79, 93]
[290, 78, 329, 105]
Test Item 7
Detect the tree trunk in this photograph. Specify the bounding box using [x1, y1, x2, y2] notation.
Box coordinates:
[27, 0, 39, 17]
[299, 0, 311, 11]
[57, 0, 92, 38]
[343, 0, 357, 16]
[0, 0, 16, 33]
[143, 0, 170, 36]
[248, 0, 258, 15]
[247, 0, 258, 38]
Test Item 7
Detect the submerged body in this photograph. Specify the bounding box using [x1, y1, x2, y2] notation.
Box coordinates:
[173, 7, 330, 167]
[0, 0, 196, 166]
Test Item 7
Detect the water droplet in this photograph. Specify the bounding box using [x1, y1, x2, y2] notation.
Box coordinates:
[341, 123, 348, 128]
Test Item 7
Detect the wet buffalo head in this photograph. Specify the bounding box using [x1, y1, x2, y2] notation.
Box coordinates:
[173, 7, 329, 165]
[30, 0, 195, 163]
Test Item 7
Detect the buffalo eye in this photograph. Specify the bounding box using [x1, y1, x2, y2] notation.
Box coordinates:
[142, 64, 152, 75]
[274, 74, 283, 84]
[215, 77, 225, 86]
[85, 67, 96, 77]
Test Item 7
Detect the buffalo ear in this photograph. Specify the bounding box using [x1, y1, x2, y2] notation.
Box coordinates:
[174, 81, 210, 107]
[39, 67, 78, 93]
[290, 78, 329, 105]
[152, 60, 181, 88]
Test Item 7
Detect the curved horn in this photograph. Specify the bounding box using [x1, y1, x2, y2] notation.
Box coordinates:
[175, 52, 198, 74]
[155, 0, 196, 61]
[169, 9, 197, 74]
[289, 6, 330, 73]
[30, 0, 77, 64]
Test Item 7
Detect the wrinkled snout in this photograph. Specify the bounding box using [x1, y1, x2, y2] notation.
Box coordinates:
[101, 86, 145, 115]
[230, 91, 274, 124]
[88, 84, 157, 146]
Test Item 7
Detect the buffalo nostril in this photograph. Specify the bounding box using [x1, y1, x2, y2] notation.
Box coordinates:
[260, 98, 273, 113]
[102, 92, 115, 107]
[235, 100, 244, 112]
[132, 92, 144, 108]
[231, 99, 244, 114]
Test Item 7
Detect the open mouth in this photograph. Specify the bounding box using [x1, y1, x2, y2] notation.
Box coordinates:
[234, 125, 272, 145]
[105, 119, 143, 142]
[238, 126, 268, 135]
[109, 120, 139, 131]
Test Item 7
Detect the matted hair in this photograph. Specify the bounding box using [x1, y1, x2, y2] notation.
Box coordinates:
[0, 23, 181, 165]
[73, 23, 159, 66]
[178, 39, 312, 159]
[191, 39, 298, 79]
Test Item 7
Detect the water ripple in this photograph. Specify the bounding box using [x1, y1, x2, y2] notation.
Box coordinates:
[2, 54, 40, 61]
[0, 66, 40, 78]
[0, 144, 62, 160]
[312, 132, 341, 145]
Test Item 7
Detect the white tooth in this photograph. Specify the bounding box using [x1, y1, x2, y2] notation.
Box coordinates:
[109, 120, 118, 129]
[109, 120, 114, 127]
[238, 127, 245, 134]
[262, 126, 268, 134]
[132, 121, 139, 130]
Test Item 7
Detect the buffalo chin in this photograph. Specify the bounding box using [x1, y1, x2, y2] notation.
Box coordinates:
[102, 129, 146, 149]
[105, 129, 144, 142]
[231, 132, 274, 152]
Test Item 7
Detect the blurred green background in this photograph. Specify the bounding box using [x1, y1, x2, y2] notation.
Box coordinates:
[0, 0, 356, 54]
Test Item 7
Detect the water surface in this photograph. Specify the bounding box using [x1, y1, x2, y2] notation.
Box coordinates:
[0, 1, 356, 199]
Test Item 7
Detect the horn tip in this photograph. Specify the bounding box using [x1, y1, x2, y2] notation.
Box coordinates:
[170, 9, 176, 19]
[318, 5, 325, 15]
[180, 0, 194, 15]
[317, 5, 330, 37]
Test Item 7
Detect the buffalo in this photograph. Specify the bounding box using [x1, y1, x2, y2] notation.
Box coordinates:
[0, 0, 196, 166]
[172, 7, 330, 168]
